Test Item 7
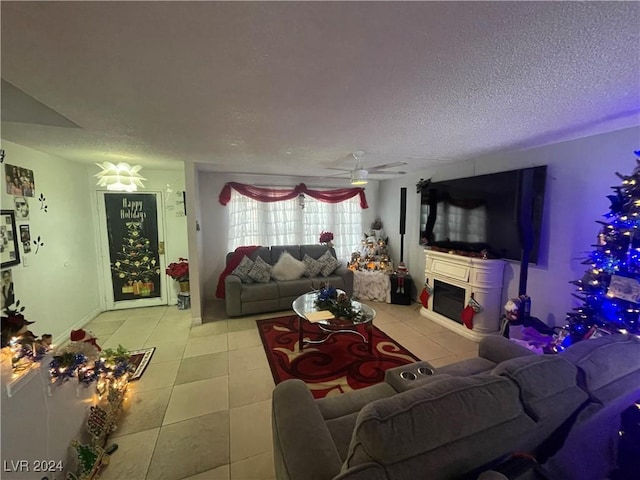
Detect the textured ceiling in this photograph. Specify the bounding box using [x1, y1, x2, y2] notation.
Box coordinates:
[1, 1, 639, 180]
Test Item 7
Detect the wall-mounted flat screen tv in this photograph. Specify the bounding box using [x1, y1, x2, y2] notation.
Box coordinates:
[419, 166, 547, 263]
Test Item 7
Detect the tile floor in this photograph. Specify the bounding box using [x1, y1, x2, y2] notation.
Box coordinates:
[85, 299, 478, 480]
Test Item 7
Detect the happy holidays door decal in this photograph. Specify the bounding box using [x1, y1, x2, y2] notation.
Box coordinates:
[104, 193, 161, 301]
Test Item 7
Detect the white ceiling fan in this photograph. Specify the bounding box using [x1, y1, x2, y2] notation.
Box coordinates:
[325, 151, 408, 185]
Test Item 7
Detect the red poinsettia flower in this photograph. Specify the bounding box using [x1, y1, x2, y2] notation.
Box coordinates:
[319, 231, 334, 244]
[166, 258, 189, 281]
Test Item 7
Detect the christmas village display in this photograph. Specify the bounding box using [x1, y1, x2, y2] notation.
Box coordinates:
[347, 217, 393, 273]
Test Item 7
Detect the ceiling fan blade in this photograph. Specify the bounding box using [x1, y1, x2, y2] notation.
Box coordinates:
[324, 167, 353, 172]
[368, 162, 408, 172]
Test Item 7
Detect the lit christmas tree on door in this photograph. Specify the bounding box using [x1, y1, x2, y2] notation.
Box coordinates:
[111, 222, 160, 297]
[566, 151, 640, 344]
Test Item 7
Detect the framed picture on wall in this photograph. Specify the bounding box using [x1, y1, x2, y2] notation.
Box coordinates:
[4, 164, 35, 197]
[1, 210, 21, 268]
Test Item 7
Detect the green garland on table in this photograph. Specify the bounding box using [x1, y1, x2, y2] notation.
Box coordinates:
[315, 289, 365, 322]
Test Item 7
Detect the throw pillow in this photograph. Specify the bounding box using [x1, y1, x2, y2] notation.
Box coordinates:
[302, 254, 323, 277]
[231, 255, 254, 283]
[271, 251, 307, 281]
[317, 250, 341, 277]
[248, 256, 273, 283]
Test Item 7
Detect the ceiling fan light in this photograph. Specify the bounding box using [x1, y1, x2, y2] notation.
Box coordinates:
[351, 168, 368, 185]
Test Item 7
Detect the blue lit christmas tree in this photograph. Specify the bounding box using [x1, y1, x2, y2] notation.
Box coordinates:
[565, 151, 640, 345]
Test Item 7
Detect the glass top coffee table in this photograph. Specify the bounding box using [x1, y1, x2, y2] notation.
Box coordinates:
[292, 291, 376, 353]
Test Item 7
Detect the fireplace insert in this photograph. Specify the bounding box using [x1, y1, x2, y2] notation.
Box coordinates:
[433, 280, 465, 324]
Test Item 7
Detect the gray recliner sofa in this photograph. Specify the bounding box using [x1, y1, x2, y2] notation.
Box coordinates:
[271, 334, 640, 480]
[224, 244, 353, 317]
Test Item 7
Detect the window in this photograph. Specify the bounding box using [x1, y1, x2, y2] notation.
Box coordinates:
[227, 190, 362, 260]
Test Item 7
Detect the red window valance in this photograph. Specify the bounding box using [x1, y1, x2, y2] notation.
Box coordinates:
[218, 182, 368, 209]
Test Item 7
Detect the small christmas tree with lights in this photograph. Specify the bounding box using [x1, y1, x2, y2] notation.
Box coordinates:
[111, 221, 160, 296]
[565, 151, 640, 345]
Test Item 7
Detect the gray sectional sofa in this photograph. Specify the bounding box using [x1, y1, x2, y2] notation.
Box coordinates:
[224, 244, 353, 317]
[272, 334, 640, 480]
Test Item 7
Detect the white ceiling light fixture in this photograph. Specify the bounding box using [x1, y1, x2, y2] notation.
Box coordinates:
[95, 162, 146, 192]
[350, 150, 368, 185]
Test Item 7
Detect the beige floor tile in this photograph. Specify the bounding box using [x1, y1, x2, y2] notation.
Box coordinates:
[377, 322, 426, 344]
[180, 464, 230, 480]
[229, 368, 275, 408]
[228, 328, 262, 350]
[159, 313, 193, 326]
[161, 306, 192, 319]
[429, 330, 479, 355]
[112, 386, 172, 437]
[230, 400, 272, 462]
[96, 334, 113, 345]
[190, 320, 229, 337]
[396, 335, 455, 362]
[145, 340, 187, 364]
[84, 320, 126, 337]
[228, 345, 269, 374]
[183, 333, 228, 358]
[123, 316, 163, 329]
[403, 315, 449, 336]
[163, 376, 229, 425]
[103, 332, 152, 351]
[175, 352, 229, 385]
[102, 318, 161, 349]
[146, 322, 191, 345]
[91, 309, 132, 322]
[128, 305, 168, 319]
[147, 411, 230, 480]
[100, 428, 159, 480]
[371, 310, 401, 327]
[227, 317, 260, 333]
[133, 359, 181, 392]
[230, 451, 275, 480]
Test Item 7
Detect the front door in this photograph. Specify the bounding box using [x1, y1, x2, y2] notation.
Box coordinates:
[97, 191, 167, 310]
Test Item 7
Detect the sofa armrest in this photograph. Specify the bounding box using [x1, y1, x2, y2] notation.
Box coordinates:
[479, 335, 536, 365]
[335, 266, 354, 297]
[272, 379, 343, 480]
[224, 275, 243, 317]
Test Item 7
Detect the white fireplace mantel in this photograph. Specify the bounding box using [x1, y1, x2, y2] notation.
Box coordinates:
[420, 249, 506, 342]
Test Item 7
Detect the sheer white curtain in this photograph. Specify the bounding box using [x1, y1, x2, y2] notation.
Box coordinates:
[227, 190, 362, 261]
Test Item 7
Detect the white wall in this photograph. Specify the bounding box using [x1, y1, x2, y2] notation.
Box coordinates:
[196, 172, 379, 300]
[1, 140, 102, 341]
[378, 126, 640, 327]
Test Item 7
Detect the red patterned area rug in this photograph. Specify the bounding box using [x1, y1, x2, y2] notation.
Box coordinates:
[256, 315, 420, 399]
